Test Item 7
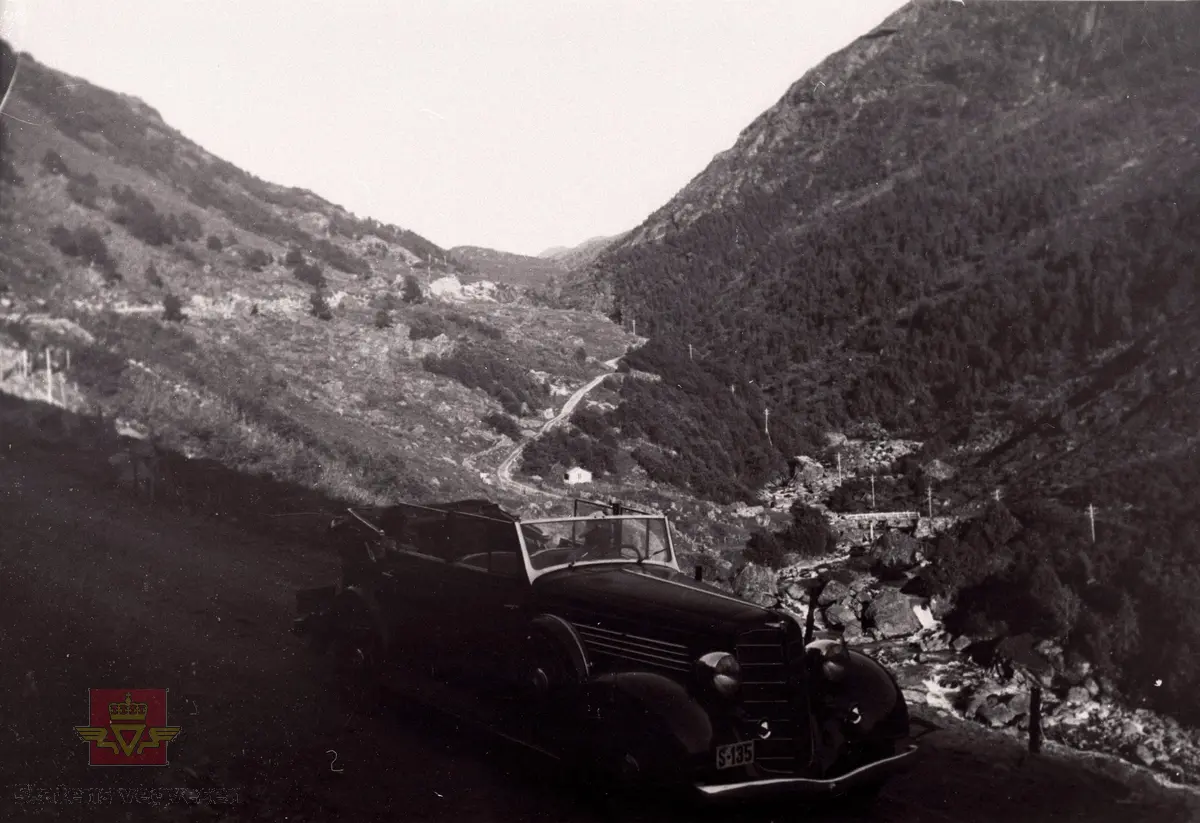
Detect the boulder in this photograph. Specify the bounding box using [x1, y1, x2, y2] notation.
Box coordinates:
[930, 594, 955, 620]
[870, 532, 922, 575]
[863, 589, 922, 638]
[734, 564, 778, 607]
[978, 696, 1018, 728]
[1135, 743, 1156, 766]
[822, 602, 863, 641]
[817, 579, 850, 607]
[1065, 686, 1091, 705]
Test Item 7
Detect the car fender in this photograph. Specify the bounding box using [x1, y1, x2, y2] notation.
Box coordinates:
[808, 640, 908, 737]
[528, 613, 590, 680]
[590, 671, 714, 758]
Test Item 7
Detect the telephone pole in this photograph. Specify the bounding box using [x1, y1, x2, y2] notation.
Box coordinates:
[927, 483, 933, 519]
[837, 452, 842, 483]
[764, 408, 771, 444]
[689, 343, 693, 361]
[631, 318, 637, 336]
[1088, 504, 1096, 543]
[870, 473, 876, 511]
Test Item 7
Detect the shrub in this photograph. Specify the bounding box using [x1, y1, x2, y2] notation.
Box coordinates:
[574, 346, 588, 364]
[483, 412, 522, 440]
[294, 261, 327, 289]
[145, 263, 163, 287]
[66, 176, 101, 209]
[243, 248, 271, 271]
[745, 501, 835, 568]
[206, 234, 223, 251]
[309, 290, 333, 320]
[42, 149, 70, 176]
[177, 212, 204, 242]
[163, 293, 185, 322]
[373, 309, 392, 330]
[401, 273, 424, 304]
[409, 313, 446, 340]
[285, 247, 305, 268]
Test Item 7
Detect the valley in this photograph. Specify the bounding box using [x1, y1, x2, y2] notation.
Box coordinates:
[1, 1, 1199, 820]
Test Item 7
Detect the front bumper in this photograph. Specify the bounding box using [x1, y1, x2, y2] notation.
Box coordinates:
[693, 743, 919, 802]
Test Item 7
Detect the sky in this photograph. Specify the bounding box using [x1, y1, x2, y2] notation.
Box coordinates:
[8, 0, 906, 257]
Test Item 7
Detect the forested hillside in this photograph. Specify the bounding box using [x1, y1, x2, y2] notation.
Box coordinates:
[561, 2, 1200, 722]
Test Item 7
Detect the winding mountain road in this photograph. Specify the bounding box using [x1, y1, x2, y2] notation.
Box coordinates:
[494, 357, 620, 498]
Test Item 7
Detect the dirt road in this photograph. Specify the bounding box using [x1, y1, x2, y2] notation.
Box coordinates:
[1, 431, 1198, 823]
[495, 359, 619, 498]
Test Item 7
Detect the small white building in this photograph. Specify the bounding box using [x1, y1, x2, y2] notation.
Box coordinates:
[564, 467, 593, 485]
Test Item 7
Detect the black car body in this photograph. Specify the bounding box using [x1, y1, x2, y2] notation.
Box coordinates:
[293, 498, 918, 803]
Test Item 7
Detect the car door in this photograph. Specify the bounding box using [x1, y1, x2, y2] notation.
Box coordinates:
[440, 517, 531, 697]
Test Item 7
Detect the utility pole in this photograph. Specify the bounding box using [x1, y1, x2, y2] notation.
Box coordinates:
[45, 349, 53, 403]
[764, 408, 771, 444]
[870, 473, 876, 511]
[689, 343, 693, 361]
[631, 318, 637, 336]
[927, 483, 933, 519]
[1088, 504, 1096, 544]
[837, 452, 842, 483]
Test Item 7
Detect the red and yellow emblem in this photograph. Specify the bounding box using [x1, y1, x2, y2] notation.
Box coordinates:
[74, 689, 181, 766]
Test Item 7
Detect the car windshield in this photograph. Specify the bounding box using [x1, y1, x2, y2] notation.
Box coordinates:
[518, 515, 675, 574]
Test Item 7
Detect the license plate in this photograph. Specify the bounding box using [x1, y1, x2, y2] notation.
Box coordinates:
[715, 740, 754, 770]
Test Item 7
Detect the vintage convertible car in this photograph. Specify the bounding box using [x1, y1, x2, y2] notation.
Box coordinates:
[293, 498, 918, 805]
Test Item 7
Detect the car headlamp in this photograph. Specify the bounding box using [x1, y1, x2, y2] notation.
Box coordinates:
[698, 651, 741, 697]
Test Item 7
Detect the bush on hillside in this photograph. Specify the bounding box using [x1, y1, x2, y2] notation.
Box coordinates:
[242, 247, 271, 271]
[163, 293, 185, 322]
[293, 261, 327, 290]
[206, 234, 223, 251]
[422, 345, 548, 416]
[309, 290, 333, 320]
[409, 313, 447, 341]
[482, 411, 522, 440]
[373, 309, 392, 330]
[401, 274, 424, 304]
[745, 501, 835, 569]
[42, 149, 70, 176]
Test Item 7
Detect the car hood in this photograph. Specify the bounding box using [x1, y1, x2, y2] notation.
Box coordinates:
[533, 563, 776, 637]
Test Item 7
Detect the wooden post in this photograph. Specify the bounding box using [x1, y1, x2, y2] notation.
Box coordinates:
[1088, 504, 1096, 544]
[65, 349, 71, 371]
[927, 484, 933, 519]
[803, 587, 817, 645]
[1029, 685, 1043, 754]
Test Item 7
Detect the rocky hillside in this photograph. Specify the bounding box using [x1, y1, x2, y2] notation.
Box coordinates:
[0, 51, 637, 510]
[448, 245, 565, 288]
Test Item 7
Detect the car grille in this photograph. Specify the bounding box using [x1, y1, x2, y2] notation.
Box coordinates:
[736, 626, 811, 774]
[575, 624, 692, 674]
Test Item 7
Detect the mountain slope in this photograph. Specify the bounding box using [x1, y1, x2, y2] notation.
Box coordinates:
[557, 1, 1200, 723]
[0, 51, 637, 510]
[539, 232, 629, 271]
[448, 245, 564, 288]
